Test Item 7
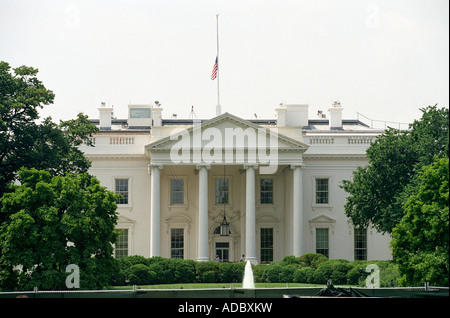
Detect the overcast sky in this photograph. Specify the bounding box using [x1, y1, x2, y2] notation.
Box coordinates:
[1, 0, 448, 126]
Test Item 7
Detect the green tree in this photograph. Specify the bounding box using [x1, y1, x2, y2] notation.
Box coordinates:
[341, 106, 449, 233]
[0, 168, 120, 290]
[391, 157, 449, 286]
[0, 61, 98, 197]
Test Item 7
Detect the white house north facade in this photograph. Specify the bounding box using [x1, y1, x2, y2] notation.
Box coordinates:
[80, 102, 393, 264]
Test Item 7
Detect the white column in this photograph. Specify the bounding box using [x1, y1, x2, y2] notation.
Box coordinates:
[291, 164, 304, 257]
[149, 164, 163, 257]
[197, 164, 210, 261]
[244, 164, 258, 265]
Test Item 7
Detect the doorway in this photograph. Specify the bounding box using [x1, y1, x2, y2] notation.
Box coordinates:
[215, 242, 229, 262]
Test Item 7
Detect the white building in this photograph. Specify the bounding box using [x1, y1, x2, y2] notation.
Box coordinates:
[80, 102, 393, 264]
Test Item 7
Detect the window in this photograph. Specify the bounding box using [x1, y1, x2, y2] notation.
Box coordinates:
[316, 228, 329, 258]
[115, 229, 128, 258]
[170, 228, 184, 259]
[215, 242, 229, 262]
[260, 178, 273, 204]
[130, 108, 151, 118]
[260, 228, 274, 263]
[170, 179, 184, 205]
[215, 178, 229, 204]
[354, 228, 367, 260]
[315, 178, 329, 204]
[115, 178, 129, 205]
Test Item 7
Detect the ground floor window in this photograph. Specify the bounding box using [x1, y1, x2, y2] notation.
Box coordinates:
[260, 228, 274, 263]
[316, 228, 329, 258]
[171, 228, 184, 259]
[354, 227, 367, 260]
[115, 229, 128, 258]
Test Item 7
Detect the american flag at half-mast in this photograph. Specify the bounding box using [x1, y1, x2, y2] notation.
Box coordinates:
[211, 56, 218, 80]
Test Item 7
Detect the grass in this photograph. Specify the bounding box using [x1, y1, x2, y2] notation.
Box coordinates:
[112, 282, 327, 290]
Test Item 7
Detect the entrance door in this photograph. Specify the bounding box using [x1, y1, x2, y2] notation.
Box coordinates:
[215, 242, 229, 262]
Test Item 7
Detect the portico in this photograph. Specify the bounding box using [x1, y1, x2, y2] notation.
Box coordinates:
[146, 113, 308, 264]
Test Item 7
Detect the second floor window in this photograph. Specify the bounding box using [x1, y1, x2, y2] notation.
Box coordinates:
[115, 178, 129, 205]
[216, 178, 229, 204]
[315, 178, 329, 204]
[260, 178, 274, 204]
[170, 179, 184, 205]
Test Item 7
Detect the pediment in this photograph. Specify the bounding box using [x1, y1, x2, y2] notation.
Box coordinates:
[309, 214, 336, 224]
[165, 213, 191, 223]
[117, 215, 135, 224]
[257, 214, 280, 223]
[146, 112, 309, 153]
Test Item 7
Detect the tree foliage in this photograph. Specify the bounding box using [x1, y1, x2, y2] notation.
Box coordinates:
[391, 157, 449, 286]
[0, 168, 120, 290]
[0, 61, 98, 197]
[341, 105, 449, 233]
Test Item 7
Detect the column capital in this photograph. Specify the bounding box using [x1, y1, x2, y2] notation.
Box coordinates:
[148, 164, 163, 174]
[290, 163, 305, 169]
[243, 164, 258, 170]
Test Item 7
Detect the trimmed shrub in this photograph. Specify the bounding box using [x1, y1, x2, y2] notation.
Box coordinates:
[253, 264, 267, 283]
[293, 267, 315, 283]
[128, 264, 156, 285]
[299, 253, 328, 269]
[282, 255, 302, 265]
[312, 259, 354, 284]
[174, 259, 197, 284]
[202, 271, 217, 283]
[279, 265, 298, 283]
[346, 265, 367, 286]
[195, 261, 219, 283]
[264, 263, 299, 283]
[219, 262, 245, 283]
[264, 263, 283, 283]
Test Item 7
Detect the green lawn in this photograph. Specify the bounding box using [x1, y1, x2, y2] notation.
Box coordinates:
[112, 282, 327, 290]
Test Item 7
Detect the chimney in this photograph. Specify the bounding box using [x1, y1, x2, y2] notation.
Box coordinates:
[276, 104, 309, 127]
[328, 101, 343, 130]
[275, 104, 286, 126]
[98, 102, 113, 130]
[152, 105, 163, 126]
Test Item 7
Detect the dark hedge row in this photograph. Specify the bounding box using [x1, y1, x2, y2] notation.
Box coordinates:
[110, 254, 400, 287]
[110, 256, 246, 285]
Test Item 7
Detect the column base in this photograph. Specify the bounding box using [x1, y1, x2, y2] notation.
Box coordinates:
[245, 257, 258, 265]
[197, 257, 210, 262]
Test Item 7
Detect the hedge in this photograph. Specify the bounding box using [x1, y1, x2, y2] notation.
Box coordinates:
[110, 254, 400, 287]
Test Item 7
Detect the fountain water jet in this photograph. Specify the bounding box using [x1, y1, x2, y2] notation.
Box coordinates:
[242, 260, 255, 289]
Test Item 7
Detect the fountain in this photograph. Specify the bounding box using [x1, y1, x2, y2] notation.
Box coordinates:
[242, 261, 255, 289]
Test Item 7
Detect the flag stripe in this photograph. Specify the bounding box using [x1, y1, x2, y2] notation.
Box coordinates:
[211, 57, 218, 80]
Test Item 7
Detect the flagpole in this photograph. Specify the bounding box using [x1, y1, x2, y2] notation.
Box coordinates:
[215, 14, 221, 116]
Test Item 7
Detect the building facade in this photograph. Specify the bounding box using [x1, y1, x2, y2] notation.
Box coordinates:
[80, 102, 393, 264]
